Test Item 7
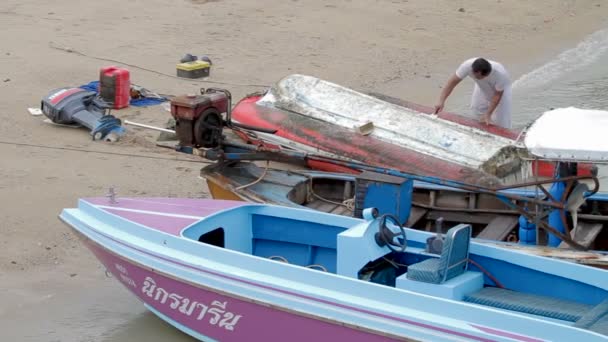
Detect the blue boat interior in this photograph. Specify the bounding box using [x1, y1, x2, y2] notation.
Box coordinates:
[204, 162, 608, 251]
[182, 204, 608, 335]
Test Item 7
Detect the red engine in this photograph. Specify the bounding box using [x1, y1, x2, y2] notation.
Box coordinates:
[171, 88, 230, 148]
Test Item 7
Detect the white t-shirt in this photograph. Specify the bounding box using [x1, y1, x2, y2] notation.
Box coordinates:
[455, 58, 512, 129]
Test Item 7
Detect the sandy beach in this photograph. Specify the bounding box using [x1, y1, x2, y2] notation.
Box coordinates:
[1, 1, 607, 341]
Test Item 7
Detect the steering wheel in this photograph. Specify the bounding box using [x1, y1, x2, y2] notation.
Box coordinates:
[374, 214, 407, 252]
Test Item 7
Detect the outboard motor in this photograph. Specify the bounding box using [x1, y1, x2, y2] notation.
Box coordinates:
[41, 87, 124, 141]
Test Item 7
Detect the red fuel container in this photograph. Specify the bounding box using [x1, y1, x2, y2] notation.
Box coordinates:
[99, 66, 130, 109]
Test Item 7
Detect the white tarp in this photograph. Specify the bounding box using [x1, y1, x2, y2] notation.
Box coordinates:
[258, 74, 518, 169]
[524, 107, 608, 162]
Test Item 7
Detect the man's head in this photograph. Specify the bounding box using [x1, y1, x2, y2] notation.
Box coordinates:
[472, 58, 492, 79]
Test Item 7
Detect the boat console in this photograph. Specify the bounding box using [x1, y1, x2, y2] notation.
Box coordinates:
[337, 209, 484, 299]
[335, 209, 608, 329]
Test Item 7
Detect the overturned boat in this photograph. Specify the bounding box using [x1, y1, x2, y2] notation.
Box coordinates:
[230, 74, 594, 186]
[61, 196, 608, 341]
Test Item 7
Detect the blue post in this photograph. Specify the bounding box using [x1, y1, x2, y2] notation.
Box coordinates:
[547, 180, 567, 247]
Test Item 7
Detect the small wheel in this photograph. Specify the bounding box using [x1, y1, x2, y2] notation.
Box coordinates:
[374, 214, 407, 252]
[194, 108, 222, 148]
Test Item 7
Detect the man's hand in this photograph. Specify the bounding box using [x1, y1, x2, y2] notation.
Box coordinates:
[434, 102, 444, 114]
[482, 113, 492, 125]
[482, 90, 504, 125]
[435, 74, 462, 115]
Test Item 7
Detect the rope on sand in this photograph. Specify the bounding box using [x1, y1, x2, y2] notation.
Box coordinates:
[0, 140, 210, 164]
[48, 42, 270, 88]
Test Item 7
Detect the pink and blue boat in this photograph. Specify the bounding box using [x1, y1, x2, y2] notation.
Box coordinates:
[60, 195, 608, 341]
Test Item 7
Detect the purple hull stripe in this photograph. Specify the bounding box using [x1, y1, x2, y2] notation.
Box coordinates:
[471, 324, 545, 342]
[87, 240, 396, 342]
[88, 224, 507, 342]
[104, 209, 198, 236]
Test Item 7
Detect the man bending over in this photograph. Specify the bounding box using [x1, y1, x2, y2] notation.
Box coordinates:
[434, 57, 512, 129]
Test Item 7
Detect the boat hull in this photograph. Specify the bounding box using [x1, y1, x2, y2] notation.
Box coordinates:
[206, 176, 247, 202]
[231, 87, 593, 183]
[201, 164, 608, 267]
[60, 197, 608, 341]
[77, 232, 404, 342]
[232, 95, 503, 186]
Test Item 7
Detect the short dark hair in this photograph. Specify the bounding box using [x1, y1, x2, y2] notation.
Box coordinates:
[472, 58, 492, 76]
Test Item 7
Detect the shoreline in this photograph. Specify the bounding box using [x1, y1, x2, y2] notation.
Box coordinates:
[2, 1, 608, 341]
[382, 5, 608, 109]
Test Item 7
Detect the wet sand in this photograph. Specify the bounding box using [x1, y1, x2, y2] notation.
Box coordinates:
[1, 1, 607, 341]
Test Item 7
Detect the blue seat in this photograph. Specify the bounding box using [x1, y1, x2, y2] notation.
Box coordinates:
[406, 224, 471, 284]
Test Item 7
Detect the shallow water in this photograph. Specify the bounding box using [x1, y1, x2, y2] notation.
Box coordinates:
[454, 27, 608, 129]
[0, 272, 196, 341]
[102, 312, 197, 342]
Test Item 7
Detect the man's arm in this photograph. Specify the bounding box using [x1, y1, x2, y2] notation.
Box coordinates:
[435, 74, 462, 114]
[483, 90, 504, 125]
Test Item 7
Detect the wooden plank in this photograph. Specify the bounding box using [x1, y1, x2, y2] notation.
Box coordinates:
[357, 121, 374, 135]
[435, 192, 468, 208]
[468, 193, 477, 209]
[306, 200, 326, 210]
[331, 205, 353, 216]
[483, 242, 608, 269]
[578, 214, 608, 222]
[357, 171, 406, 184]
[307, 200, 340, 213]
[406, 206, 428, 227]
[559, 222, 604, 249]
[476, 215, 519, 241]
[425, 211, 496, 225]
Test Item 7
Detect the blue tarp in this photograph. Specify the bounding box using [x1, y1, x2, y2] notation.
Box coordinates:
[79, 81, 167, 107]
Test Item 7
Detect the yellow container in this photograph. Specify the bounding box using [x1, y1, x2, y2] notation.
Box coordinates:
[176, 61, 211, 78]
